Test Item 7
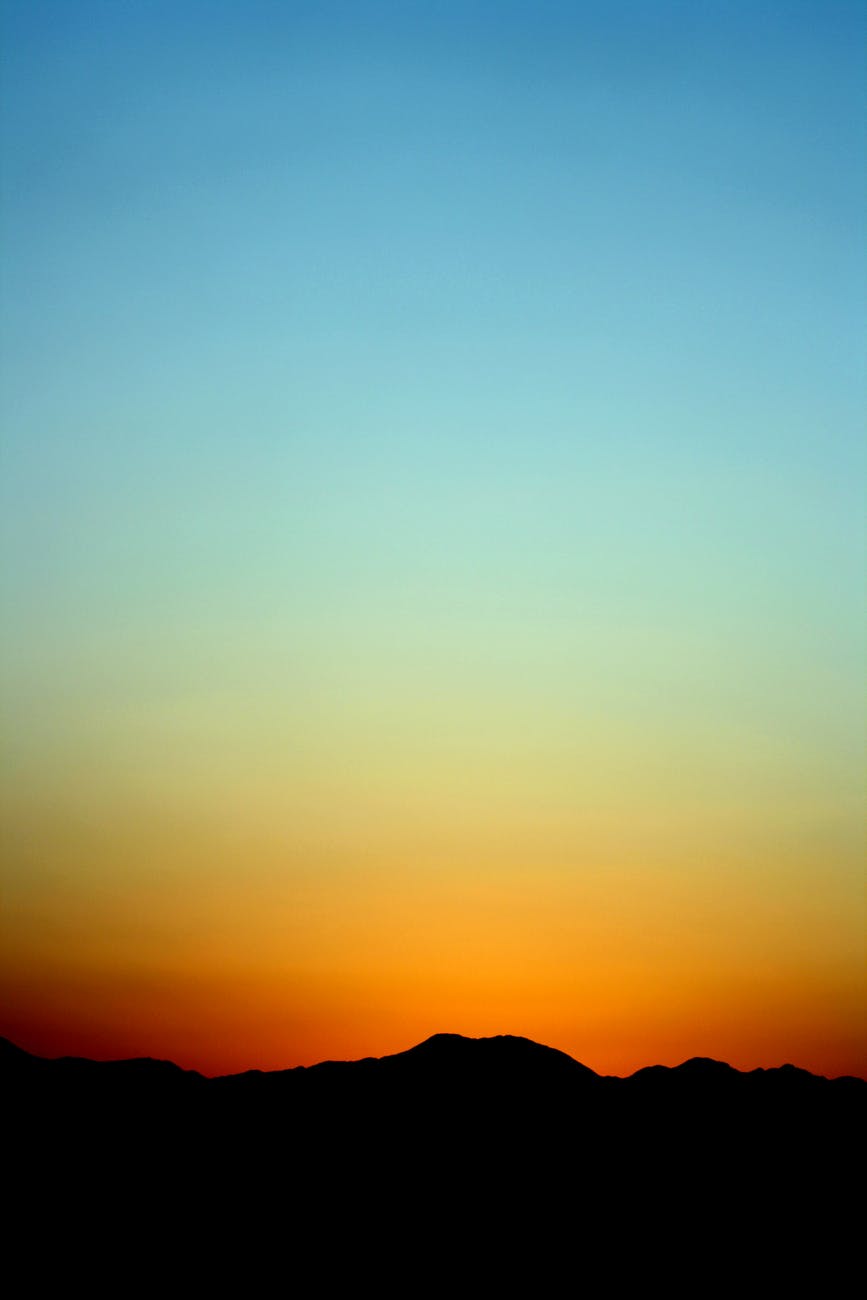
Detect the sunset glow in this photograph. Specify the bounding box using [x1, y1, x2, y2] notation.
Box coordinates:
[1, 1, 864, 1079]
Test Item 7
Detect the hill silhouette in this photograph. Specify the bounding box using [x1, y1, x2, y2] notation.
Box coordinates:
[6, 1031, 862, 1282]
[5, 1027, 861, 1093]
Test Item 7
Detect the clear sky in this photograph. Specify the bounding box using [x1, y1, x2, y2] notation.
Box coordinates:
[1, 0, 864, 1077]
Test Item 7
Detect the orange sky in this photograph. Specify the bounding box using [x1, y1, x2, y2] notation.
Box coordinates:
[2, 753, 863, 1078]
[1, 2, 864, 1083]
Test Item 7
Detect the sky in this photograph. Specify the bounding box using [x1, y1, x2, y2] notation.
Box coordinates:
[1, 0, 864, 1078]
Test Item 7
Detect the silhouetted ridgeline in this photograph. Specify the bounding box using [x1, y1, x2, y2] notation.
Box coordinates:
[6, 1033, 863, 1280]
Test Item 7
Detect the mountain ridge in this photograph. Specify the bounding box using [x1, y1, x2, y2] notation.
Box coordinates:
[2, 1030, 863, 1084]
[7, 1025, 862, 1271]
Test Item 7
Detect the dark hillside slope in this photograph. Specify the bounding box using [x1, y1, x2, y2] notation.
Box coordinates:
[5, 1032, 862, 1279]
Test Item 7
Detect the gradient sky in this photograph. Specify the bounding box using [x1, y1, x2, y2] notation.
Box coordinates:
[1, 0, 864, 1078]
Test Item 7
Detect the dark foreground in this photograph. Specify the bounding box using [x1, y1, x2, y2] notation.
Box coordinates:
[6, 1033, 863, 1284]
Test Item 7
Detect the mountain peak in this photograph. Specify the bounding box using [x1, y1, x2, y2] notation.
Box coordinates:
[676, 1056, 737, 1074]
[391, 1031, 599, 1079]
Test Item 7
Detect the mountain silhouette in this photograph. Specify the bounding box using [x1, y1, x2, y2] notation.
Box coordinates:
[5, 1028, 862, 1101]
[6, 1031, 862, 1282]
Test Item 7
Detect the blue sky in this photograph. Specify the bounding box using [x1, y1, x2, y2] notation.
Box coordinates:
[1, 2, 864, 1073]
